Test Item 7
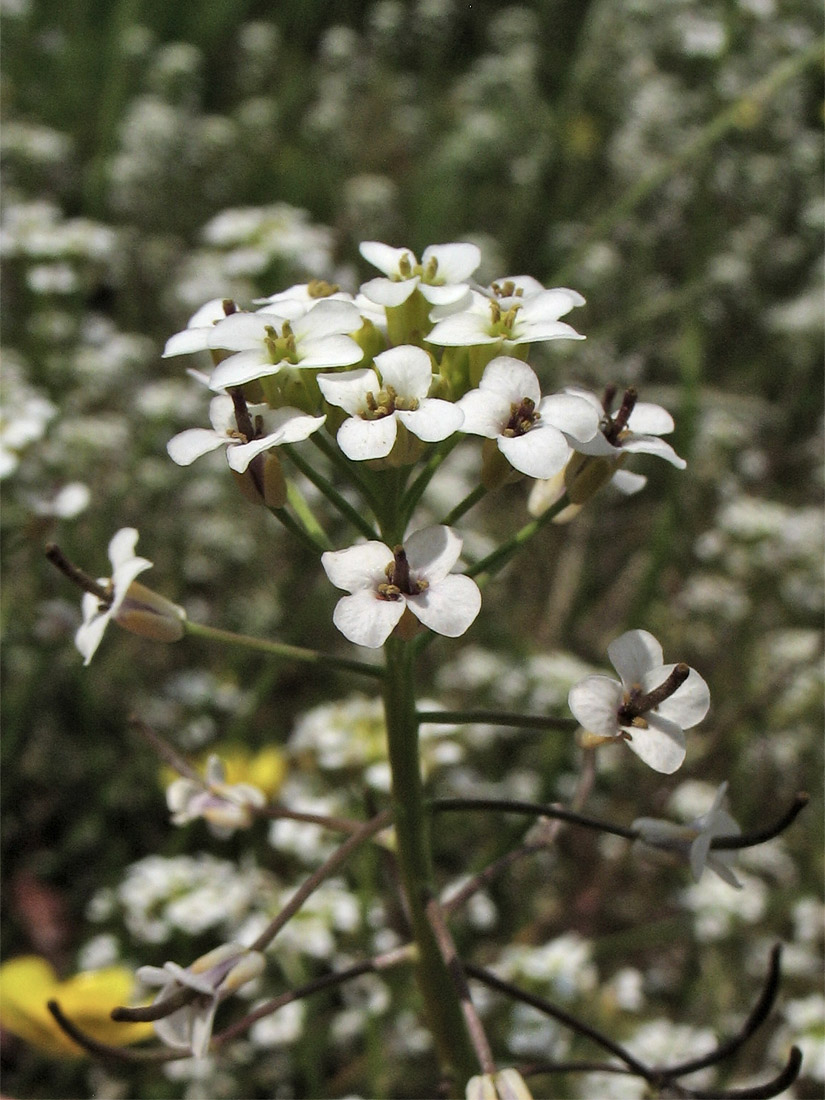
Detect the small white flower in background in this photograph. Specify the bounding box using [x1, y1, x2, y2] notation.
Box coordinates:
[162, 298, 236, 358]
[321, 525, 481, 648]
[633, 781, 742, 887]
[568, 629, 709, 774]
[69, 529, 186, 664]
[253, 279, 354, 307]
[466, 1068, 534, 1100]
[166, 755, 266, 836]
[137, 943, 265, 1058]
[426, 287, 585, 350]
[206, 298, 363, 390]
[456, 357, 600, 479]
[359, 241, 481, 308]
[167, 394, 325, 473]
[318, 345, 464, 461]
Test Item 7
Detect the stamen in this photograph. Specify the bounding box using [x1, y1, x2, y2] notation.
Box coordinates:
[617, 663, 690, 725]
[221, 299, 237, 317]
[502, 397, 538, 437]
[383, 546, 428, 597]
[45, 544, 113, 605]
[604, 387, 637, 445]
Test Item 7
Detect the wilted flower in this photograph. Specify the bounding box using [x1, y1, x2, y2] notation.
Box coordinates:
[568, 629, 709, 773]
[167, 394, 325, 473]
[318, 345, 463, 461]
[359, 241, 480, 308]
[457, 357, 599, 482]
[137, 944, 265, 1058]
[68, 528, 185, 665]
[321, 525, 481, 648]
[633, 782, 742, 886]
[166, 755, 267, 836]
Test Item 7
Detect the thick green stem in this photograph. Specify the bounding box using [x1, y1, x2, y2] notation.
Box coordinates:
[383, 637, 479, 1091]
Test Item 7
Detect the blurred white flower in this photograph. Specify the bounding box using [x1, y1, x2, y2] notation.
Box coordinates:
[166, 755, 266, 836]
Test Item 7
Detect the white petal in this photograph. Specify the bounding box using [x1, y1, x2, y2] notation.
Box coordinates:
[538, 392, 600, 443]
[295, 334, 363, 368]
[337, 414, 397, 460]
[608, 629, 663, 686]
[208, 312, 271, 351]
[518, 288, 585, 322]
[705, 853, 742, 888]
[208, 395, 237, 433]
[627, 402, 674, 435]
[513, 318, 584, 343]
[625, 715, 686, 774]
[456, 389, 510, 437]
[620, 434, 686, 469]
[407, 574, 481, 637]
[374, 345, 433, 399]
[644, 665, 710, 730]
[612, 470, 648, 495]
[322, 541, 392, 593]
[421, 243, 481, 283]
[359, 241, 415, 277]
[333, 590, 405, 648]
[189, 1002, 219, 1058]
[359, 276, 418, 307]
[209, 350, 279, 390]
[108, 528, 140, 568]
[479, 357, 541, 405]
[293, 299, 361, 339]
[163, 328, 212, 357]
[75, 601, 113, 665]
[427, 313, 497, 347]
[398, 399, 464, 443]
[418, 284, 473, 308]
[167, 428, 227, 466]
[689, 831, 713, 881]
[404, 525, 463, 583]
[568, 676, 623, 738]
[318, 368, 378, 414]
[498, 425, 570, 479]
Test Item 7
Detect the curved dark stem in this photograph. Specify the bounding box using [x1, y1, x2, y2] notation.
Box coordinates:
[653, 945, 782, 1078]
[520, 1058, 634, 1077]
[673, 1047, 802, 1100]
[464, 963, 651, 1077]
[430, 796, 638, 840]
[47, 1000, 180, 1063]
[711, 793, 809, 850]
[112, 985, 193, 1023]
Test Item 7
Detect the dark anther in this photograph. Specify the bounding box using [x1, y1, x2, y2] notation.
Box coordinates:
[617, 663, 689, 725]
[602, 383, 617, 416]
[604, 387, 638, 444]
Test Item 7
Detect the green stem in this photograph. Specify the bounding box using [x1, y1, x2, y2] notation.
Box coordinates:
[440, 483, 487, 527]
[383, 637, 479, 1090]
[466, 492, 571, 585]
[184, 620, 384, 680]
[311, 430, 383, 515]
[283, 443, 379, 541]
[285, 481, 333, 551]
[400, 436, 462, 528]
[267, 504, 328, 555]
[418, 709, 577, 732]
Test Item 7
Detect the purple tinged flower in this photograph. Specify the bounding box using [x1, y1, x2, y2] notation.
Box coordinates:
[321, 525, 481, 648]
[568, 629, 710, 774]
[167, 395, 325, 473]
[318, 345, 464, 461]
[166, 755, 266, 836]
[633, 782, 742, 887]
[456, 357, 599, 479]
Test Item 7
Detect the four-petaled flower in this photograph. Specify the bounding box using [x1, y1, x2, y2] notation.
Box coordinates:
[457, 357, 600, 480]
[426, 287, 585, 350]
[74, 529, 185, 665]
[318, 345, 464, 461]
[167, 395, 325, 472]
[166, 755, 267, 836]
[565, 385, 685, 470]
[633, 782, 742, 887]
[321, 526, 481, 648]
[359, 241, 481, 308]
[204, 299, 363, 390]
[137, 944, 265, 1058]
[568, 629, 710, 773]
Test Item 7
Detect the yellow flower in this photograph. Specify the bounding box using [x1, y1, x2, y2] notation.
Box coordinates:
[0, 956, 152, 1058]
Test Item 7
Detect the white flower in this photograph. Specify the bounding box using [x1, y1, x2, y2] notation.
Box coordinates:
[167, 394, 325, 473]
[137, 944, 265, 1058]
[166, 756, 266, 836]
[426, 287, 585, 349]
[568, 629, 710, 773]
[359, 241, 480, 308]
[317, 345, 463, 461]
[162, 298, 235, 358]
[321, 525, 481, 648]
[74, 529, 150, 664]
[205, 298, 363, 390]
[466, 1068, 534, 1100]
[457, 357, 599, 479]
[565, 386, 685, 468]
[633, 782, 742, 887]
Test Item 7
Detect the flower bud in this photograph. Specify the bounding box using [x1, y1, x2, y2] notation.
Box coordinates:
[466, 1069, 534, 1100]
[114, 581, 186, 643]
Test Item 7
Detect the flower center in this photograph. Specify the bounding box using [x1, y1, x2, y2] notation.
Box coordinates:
[487, 300, 522, 338]
[377, 546, 429, 601]
[362, 384, 420, 420]
[264, 322, 298, 364]
[489, 280, 526, 301]
[601, 386, 637, 446]
[616, 664, 690, 728]
[502, 397, 539, 437]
